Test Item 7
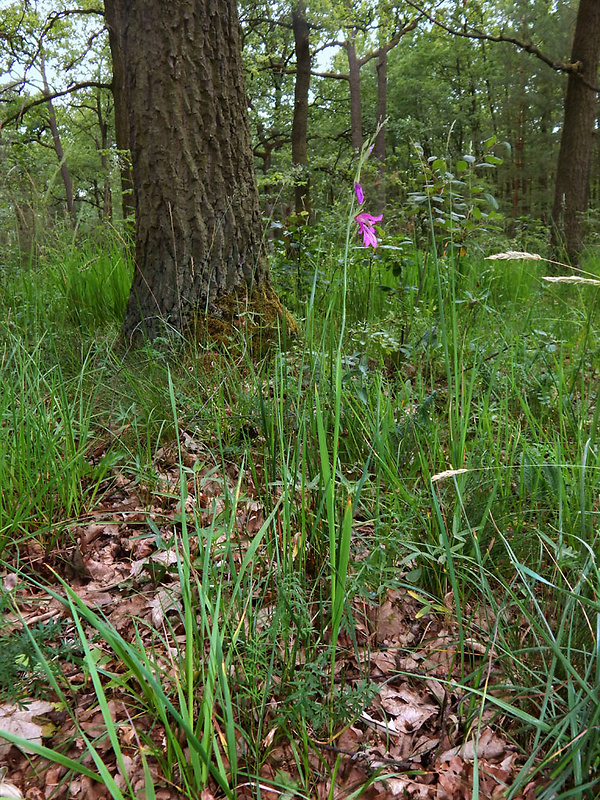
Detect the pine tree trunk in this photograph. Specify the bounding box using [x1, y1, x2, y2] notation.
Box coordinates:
[551, 0, 600, 264]
[104, 0, 269, 341]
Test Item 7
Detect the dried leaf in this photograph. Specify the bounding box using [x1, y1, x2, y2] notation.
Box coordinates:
[0, 767, 23, 799]
[440, 727, 508, 763]
[149, 585, 183, 627]
[0, 700, 56, 757]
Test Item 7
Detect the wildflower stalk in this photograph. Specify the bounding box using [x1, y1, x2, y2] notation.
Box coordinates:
[321, 132, 383, 727]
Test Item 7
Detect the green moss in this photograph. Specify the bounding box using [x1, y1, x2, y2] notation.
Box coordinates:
[189, 282, 298, 357]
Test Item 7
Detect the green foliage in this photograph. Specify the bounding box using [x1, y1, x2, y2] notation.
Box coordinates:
[57, 240, 133, 329]
[0, 238, 131, 555]
[0, 0, 594, 254]
[408, 138, 505, 255]
[0, 221, 599, 795]
[0, 618, 75, 704]
[1, 0, 599, 792]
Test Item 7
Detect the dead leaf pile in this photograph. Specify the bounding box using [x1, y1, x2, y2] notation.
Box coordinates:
[0, 435, 548, 799]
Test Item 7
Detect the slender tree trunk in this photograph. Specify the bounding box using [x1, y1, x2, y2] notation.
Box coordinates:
[375, 47, 387, 162]
[291, 0, 311, 221]
[104, 0, 270, 341]
[551, 0, 600, 263]
[105, 2, 135, 221]
[40, 57, 77, 226]
[513, 60, 526, 220]
[95, 89, 112, 220]
[375, 46, 387, 205]
[346, 32, 363, 151]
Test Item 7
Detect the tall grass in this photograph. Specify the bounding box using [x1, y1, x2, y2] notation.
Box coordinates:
[0, 205, 599, 797]
[0, 332, 116, 552]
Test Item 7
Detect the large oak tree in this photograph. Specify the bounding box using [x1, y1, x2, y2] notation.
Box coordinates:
[103, 0, 272, 341]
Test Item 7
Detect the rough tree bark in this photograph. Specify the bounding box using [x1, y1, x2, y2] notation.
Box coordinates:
[550, 0, 600, 263]
[104, 0, 272, 341]
[291, 0, 311, 221]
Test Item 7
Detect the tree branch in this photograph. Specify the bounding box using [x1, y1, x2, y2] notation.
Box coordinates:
[1, 81, 112, 129]
[404, 0, 582, 74]
[41, 7, 104, 39]
[358, 16, 421, 67]
[311, 70, 350, 81]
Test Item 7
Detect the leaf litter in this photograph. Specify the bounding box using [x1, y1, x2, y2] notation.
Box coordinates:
[0, 432, 547, 799]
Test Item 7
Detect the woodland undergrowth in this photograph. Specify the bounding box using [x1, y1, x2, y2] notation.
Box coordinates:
[0, 218, 599, 800]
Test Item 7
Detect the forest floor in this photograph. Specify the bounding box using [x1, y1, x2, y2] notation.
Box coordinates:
[2, 435, 541, 800]
[1, 242, 599, 799]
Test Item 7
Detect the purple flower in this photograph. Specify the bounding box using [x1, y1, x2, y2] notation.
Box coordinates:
[354, 182, 364, 205]
[355, 212, 383, 248]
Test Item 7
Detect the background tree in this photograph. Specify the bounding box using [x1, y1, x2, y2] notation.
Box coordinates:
[291, 0, 311, 221]
[551, 0, 600, 262]
[405, 0, 596, 260]
[39, 54, 77, 226]
[241, 0, 295, 221]
[0, 1, 114, 246]
[1, 0, 599, 260]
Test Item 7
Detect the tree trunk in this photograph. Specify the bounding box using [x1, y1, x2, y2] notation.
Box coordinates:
[96, 89, 112, 221]
[104, 0, 270, 341]
[105, 2, 135, 221]
[375, 45, 387, 206]
[375, 47, 387, 162]
[551, 0, 600, 263]
[346, 32, 363, 151]
[513, 54, 526, 220]
[291, 0, 311, 221]
[40, 57, 77, 226]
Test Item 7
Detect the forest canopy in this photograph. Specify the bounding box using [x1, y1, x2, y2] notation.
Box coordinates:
[1, 0, 598, 268]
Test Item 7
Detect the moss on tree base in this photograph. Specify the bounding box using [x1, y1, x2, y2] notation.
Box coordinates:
[189, 282, 298, 357]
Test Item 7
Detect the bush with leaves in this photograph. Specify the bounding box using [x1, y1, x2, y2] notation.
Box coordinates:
[408, 136, 506, 256]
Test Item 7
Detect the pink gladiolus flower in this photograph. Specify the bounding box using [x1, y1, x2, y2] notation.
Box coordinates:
[355, 212, 383, 248]
[354, 182, 364, 204]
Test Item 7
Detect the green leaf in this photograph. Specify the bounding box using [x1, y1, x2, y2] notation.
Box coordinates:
[483, 134, 497, 148]
[484, 192, 499, 210]
[456, 160, 468, 173]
